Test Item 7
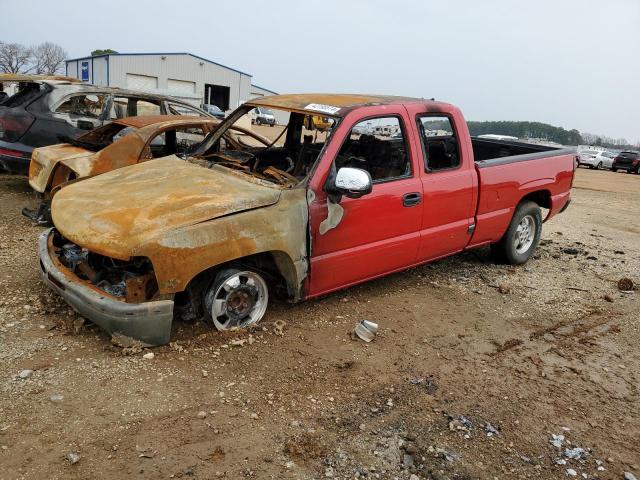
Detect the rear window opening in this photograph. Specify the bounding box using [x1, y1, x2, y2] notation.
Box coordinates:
[0, 82, 45, 108]
[58, 122, 134, 151]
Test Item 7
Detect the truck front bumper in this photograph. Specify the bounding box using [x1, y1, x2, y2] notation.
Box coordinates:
[38, 228, 174, 346]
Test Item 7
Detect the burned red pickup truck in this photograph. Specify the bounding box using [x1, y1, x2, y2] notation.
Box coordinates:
[38, 94, 575, 345]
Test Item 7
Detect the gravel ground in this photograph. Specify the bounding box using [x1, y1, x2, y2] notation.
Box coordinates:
[0, 167, 638, 480]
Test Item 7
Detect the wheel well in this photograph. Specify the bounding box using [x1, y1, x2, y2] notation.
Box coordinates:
[49, 164, 77, 191]
[519, 190, 551, 209]
[175, 251, 299, 320]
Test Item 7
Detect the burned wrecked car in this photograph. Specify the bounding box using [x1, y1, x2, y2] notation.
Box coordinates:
[0, 74, 211, 174]
[24, 115, 271, 223]
[38, 94, 574, 346]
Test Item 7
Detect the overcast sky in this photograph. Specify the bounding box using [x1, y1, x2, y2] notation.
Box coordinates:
[2, 0, 639, 143]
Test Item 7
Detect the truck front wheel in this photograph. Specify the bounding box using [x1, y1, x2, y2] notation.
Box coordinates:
[203, 268, 269, 330]
[491, 201, 542, 265]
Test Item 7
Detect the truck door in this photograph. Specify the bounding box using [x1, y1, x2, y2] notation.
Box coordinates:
[307, 107, 423, 297]
[410, 109, 477, 261]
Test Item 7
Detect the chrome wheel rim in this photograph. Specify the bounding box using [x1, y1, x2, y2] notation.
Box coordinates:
[211, 271, 268, 330]
[514, 215, 535, 254]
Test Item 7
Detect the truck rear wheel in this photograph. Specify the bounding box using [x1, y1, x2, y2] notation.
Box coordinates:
[203, 268, 269, 330]
[491, 201, 542, 265]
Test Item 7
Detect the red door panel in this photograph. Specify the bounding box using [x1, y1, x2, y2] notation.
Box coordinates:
[418, 168, 476, 260]
[308, 177, 423, 296]
[307, 105, 424, 298]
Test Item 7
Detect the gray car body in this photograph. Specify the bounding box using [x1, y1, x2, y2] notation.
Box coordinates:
[0, 80, 211, 174]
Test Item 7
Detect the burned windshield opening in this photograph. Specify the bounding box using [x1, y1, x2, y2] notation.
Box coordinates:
[191, 106, 337, 186]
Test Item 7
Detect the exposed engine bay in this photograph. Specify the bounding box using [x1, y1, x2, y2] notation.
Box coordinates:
[51, 230, 158, 302]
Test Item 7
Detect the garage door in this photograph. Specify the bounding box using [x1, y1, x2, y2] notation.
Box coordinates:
[168, 78, 196, 95]
[126, 73, 158, 90]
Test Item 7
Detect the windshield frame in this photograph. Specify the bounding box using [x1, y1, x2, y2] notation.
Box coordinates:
[191, 104, 341, 187]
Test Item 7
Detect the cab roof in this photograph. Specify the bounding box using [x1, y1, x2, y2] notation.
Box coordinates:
[246, 93, 435, 117]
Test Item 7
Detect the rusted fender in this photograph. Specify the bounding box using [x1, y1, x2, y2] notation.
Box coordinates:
[51, 156, 309, 298]
[29, 144, 93, 193]
[51, 157, 283, 259]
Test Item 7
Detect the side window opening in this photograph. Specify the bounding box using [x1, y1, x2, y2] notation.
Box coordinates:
[56, 94, 107, 118]
[109, 97, 161, 119]
[144, 127, 206, 160]
[335, 116, 410, 183]
[168, 102, 205, 117]
[418, 116, 460, 171]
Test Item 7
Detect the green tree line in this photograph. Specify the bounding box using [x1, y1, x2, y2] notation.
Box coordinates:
[467, 121, 583, 145]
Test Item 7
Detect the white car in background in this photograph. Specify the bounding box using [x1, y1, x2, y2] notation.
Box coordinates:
[250, 107, 276, 126]
[578, 149, 615, 170]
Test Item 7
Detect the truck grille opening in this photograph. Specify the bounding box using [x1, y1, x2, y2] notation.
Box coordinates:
[51, 231, 158, 302]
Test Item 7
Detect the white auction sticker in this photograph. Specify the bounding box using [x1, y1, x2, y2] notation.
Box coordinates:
[304, 103, 341, 115]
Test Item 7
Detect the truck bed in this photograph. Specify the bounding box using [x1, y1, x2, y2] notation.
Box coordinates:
[469, 140, 576, 248]
[472, 137, 574, 165]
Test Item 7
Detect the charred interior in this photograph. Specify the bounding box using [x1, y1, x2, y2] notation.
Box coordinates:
[50, 230, 158, 302]
[192, 108, 336, 187]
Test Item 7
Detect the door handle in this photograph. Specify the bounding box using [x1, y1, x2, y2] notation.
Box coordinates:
[402, 192, 421, 207]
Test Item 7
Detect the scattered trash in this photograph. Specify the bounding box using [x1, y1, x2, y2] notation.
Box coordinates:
[624, 473, 638, 480]
[550, 434, 565, 448]
[136, 445, 155, 458]
[18, 369, 33, 380]
[425, 376, 438, 395]
[49, 394, 64, 403]
[273, 320, 286, 336]
[484, 422, 500, 437]
[617, 278, 635, 292]
[196, 411, 207, 419]
[142, 352, 155, 360]
[409, 375, 438, 395]
[556, 458, 567, 465]
[565, 447, 586, 460]
[65, 452, 81, 464]
[604, 294, 614, 303]
[448, 415, 472, 433]
[354, 320, 378, 343]
[566, 468, 577, 476]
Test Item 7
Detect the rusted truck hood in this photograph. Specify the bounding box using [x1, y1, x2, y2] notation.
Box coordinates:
[29, 144, 93, 193]
[51, 157, 281, 259]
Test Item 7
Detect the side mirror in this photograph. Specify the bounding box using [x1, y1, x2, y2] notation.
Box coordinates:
[333, 167, 372, 199]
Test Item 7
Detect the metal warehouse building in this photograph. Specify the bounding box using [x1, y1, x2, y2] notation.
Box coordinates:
[65, 52, 277, 112]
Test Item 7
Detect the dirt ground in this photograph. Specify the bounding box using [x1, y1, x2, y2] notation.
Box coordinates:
[0, 167, 638, 480]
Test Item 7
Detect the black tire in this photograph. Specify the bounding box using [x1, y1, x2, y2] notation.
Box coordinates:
[202, 268, 269, 331]
[627, 169, 633, 174]
[596, 162, 602, 170]
[491, 201, 542, 265]
[611, 168, 617, 172]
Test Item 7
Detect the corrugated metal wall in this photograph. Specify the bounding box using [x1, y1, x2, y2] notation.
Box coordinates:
[92, 57, 109, 86]
[108, 54, 251, 109]
[65, 57, 108, 85]
[65, 54, 275, 113]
